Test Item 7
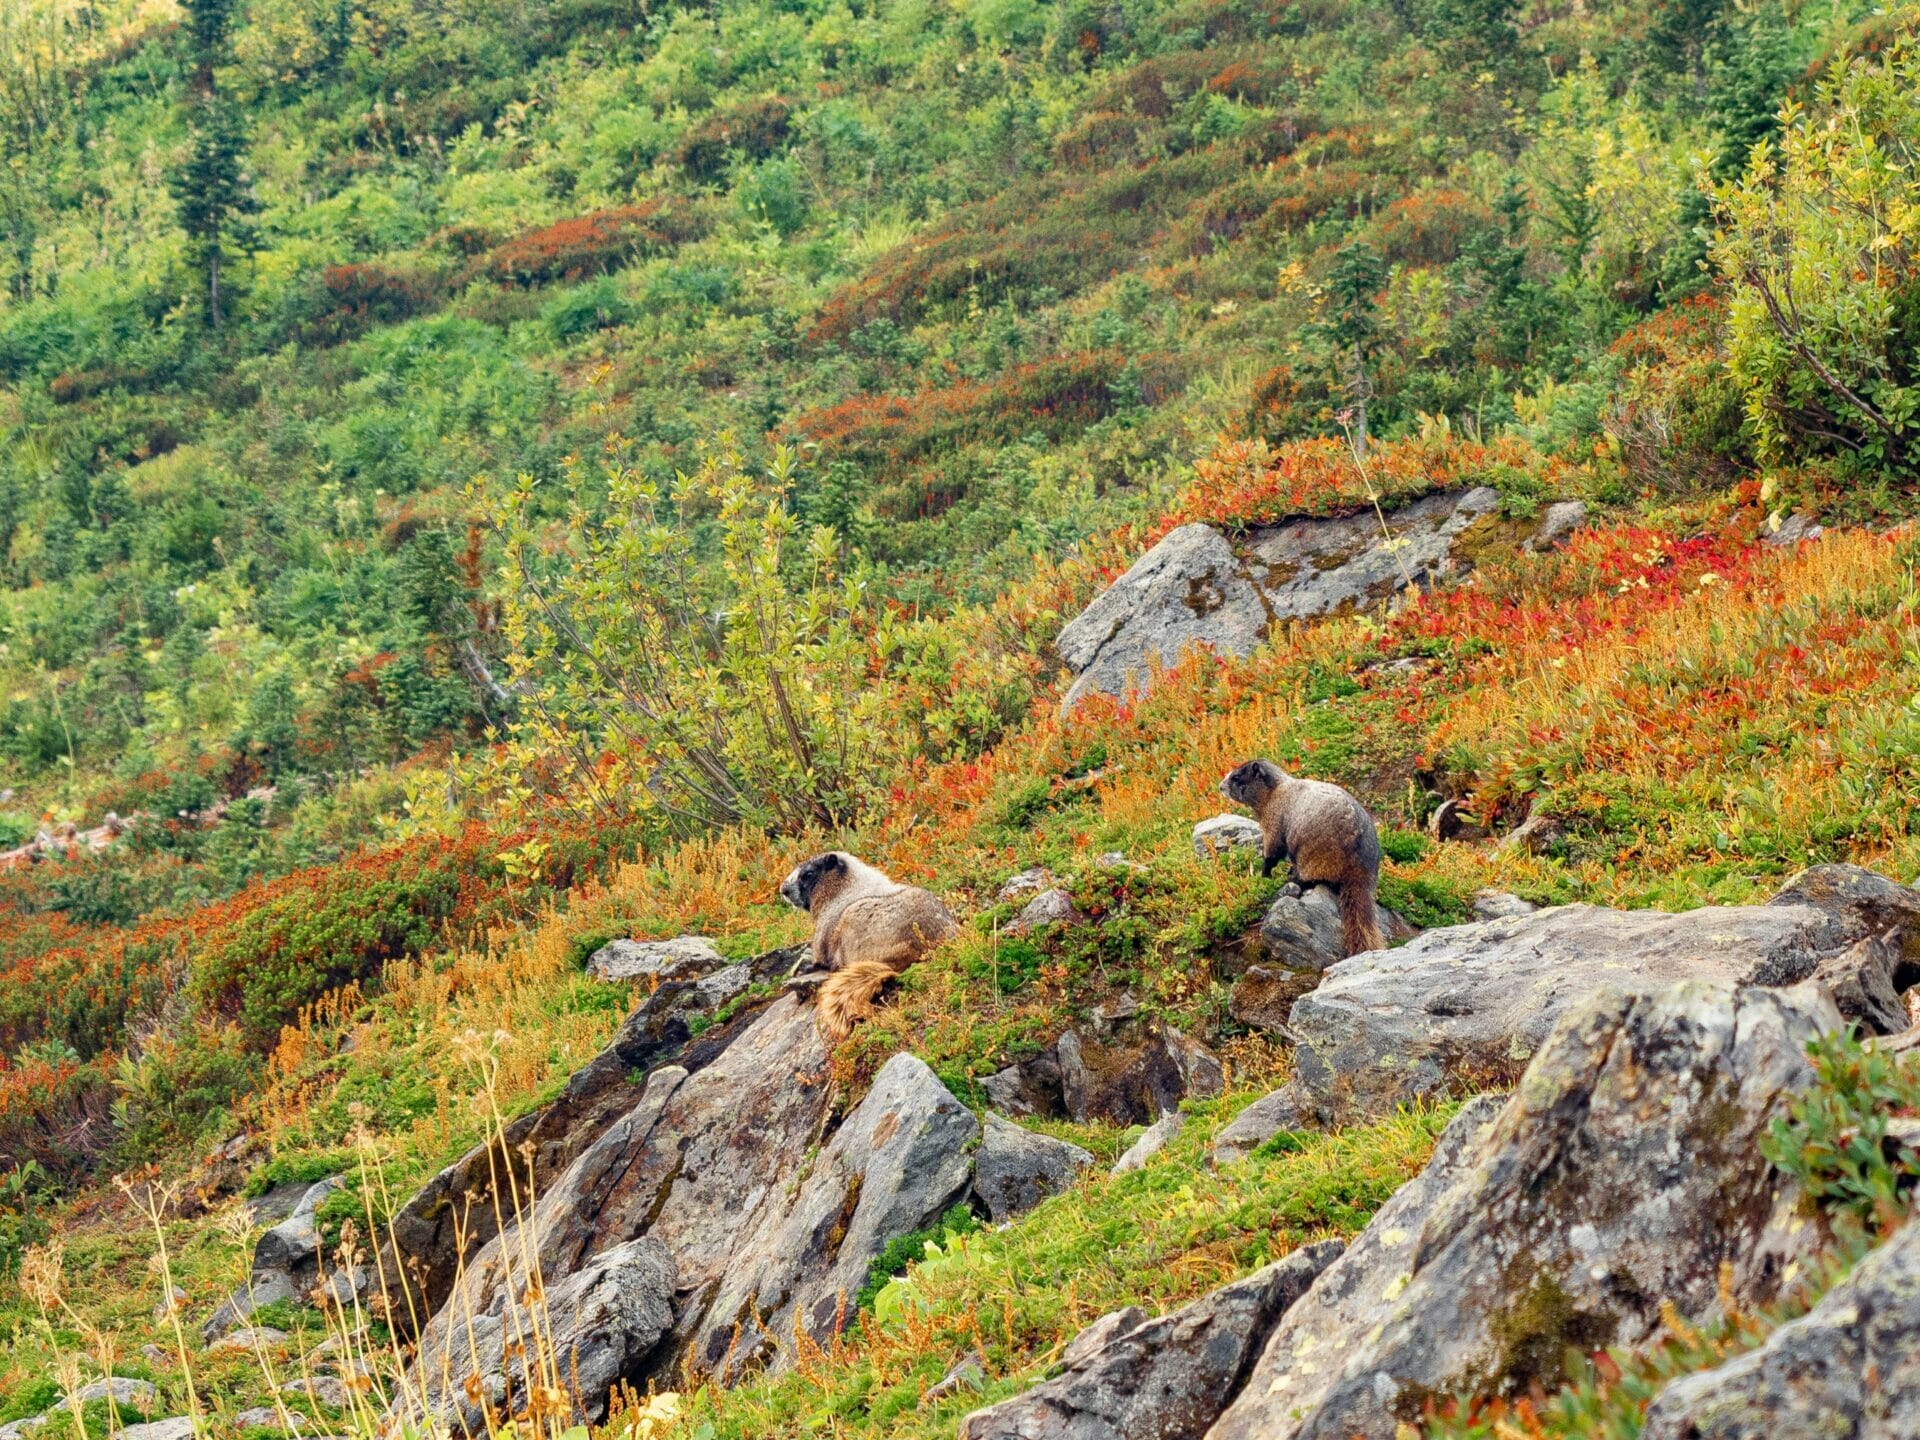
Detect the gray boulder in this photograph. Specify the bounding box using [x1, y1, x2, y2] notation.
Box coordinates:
[1763, 512, 1824, 546]
[1258, 885, 1408, 970]
[375, 943, 803, 1330]
[999, 868, 1056, 902]
[1640, 1215, 1920, 1440]
[961, 1241, 1343, 1440]
[121, 1423, 197, 1440]
[1209, 1083, 1311, 1165]
[252, 1175, 339, 1276]
[1530, 499, 1586, 549]
[974, 1114, 1094, 1222]
[206, 1326, 290, 1355]
[1111, 1112, 1184, 1175]
[692, 1052, 980, 1377]
[1055, 487, 1552, 713]
[1010, 888, 1084, 936]
[1285, 899, 1844, 1123]
[1240, 486, 1502, 619]
[1472, 890, 1537, 921]
[1055, 524, 1271, 714]
[586, 934, 725, 983]
[1206, 980, 1839, 1440]
[406, 1237, 676, 1433]
[1192, 815, 1264, 860]
[204, 1175, 340, 1341]
[65, 1379, 157, 1411]
[1057, 1028, 1222, 1126]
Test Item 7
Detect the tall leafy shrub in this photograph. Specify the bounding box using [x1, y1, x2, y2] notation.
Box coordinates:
[474, 438, 902, 834]
[1712, 30, 1920, 474]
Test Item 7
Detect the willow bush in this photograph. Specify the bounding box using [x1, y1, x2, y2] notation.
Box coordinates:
[468, 437, 903, 836]
[1712, 32, 1920, 475]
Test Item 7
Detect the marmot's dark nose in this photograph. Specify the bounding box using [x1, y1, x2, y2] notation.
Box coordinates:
[1218, 774, 1233, 797]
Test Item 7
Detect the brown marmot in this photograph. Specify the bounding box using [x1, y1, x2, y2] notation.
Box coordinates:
[1220, 759, 1384, 956]
[779, 852, 959, 1040]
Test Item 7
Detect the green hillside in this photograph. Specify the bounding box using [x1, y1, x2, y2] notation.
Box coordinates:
[2, 0, 1920, 1433]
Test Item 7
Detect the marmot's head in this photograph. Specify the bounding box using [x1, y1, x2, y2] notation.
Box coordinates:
[780, 851, 849, 912]
[1220, 759, 1284, 808]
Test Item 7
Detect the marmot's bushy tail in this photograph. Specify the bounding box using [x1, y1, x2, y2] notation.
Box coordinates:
[1339, 880, 1385, 956]
[816, 958, 902, 1041]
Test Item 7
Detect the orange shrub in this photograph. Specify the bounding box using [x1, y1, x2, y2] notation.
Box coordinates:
[483, 198, 707, 286]
[1365, 188, 1492, 266]
[784, 351, 1186, 486]
[1157, 430, 1553, 534]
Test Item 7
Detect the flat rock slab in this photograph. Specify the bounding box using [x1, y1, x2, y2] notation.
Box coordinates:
[587, 934, 725, 983]
[961, 1241, 1343, 1440]
[1207, 980, 1839, 1440]
[1640, 1212, 1920, 1439]
[1057, 487, 1545, 712]
[1287, 900, 1841, 1121]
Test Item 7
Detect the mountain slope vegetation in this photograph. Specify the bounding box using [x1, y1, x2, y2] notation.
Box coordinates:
[2, 0, 1919, 1433]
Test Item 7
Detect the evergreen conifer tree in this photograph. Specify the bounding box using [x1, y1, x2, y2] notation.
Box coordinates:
[170, 0, 258, 328]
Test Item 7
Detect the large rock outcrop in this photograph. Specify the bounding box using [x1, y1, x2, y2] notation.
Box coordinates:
[1055, 488, 1574, 711]
[393, 989, 988, 1428]
[1640, 1215, 1920, 1439]
[960, 1241, 1343, 1440]
[691, 1051, 979, 1379]
[1205, 980, 1839, 1440]
[406, 1238, 677, 1432]
[373, 945, 801, 1330]
[1281, 894, 1857, 1123]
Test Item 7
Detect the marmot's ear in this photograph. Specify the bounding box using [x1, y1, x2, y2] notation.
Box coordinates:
[824, 852, 848, 873]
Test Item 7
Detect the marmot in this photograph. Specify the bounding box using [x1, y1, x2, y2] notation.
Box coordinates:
[779, 852, 959, 1040]
[1220, 759, 1384, 956]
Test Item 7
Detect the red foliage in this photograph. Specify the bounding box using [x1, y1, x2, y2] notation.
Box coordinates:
[1156, 431, 1556, 535]
[1365, 188, 1492, 266]
[483, 198, 707, 287]
[0, 1053, 114, 1183]
[784, 351, 1186, 488]
[307, 262, 440, 343]
[673, 96, 793, 182]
